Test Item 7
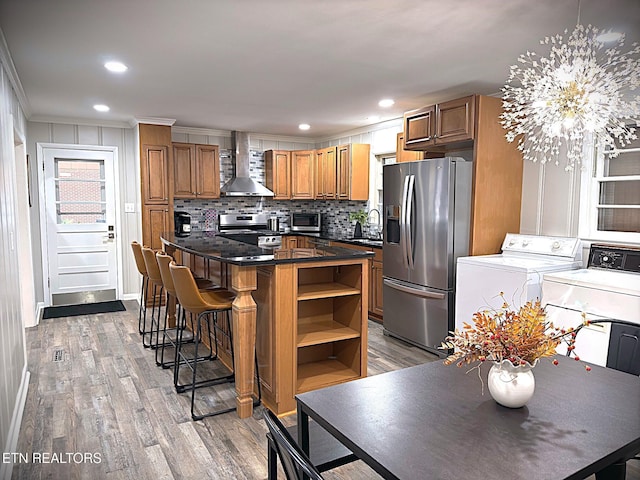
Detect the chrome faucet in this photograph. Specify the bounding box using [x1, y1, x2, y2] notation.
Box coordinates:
[367, 209, 381, 238]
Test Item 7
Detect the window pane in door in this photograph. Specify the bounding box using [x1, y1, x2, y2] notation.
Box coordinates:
[55, 159, 106, 224]
[603, 151, 640, 177]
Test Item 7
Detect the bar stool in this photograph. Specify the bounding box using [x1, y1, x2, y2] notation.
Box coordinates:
[169, 261, 238, 420]
[141, 246, 166, 349]
[130, 241, 149, 336]
[155, 252, 219, 368]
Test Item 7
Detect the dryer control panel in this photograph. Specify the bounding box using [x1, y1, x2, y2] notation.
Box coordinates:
[501, 234, 581, 259]
[589, 245, 640, 273]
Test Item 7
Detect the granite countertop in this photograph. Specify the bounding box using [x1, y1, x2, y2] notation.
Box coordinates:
[295, 232, 383, 249]
[161, 231, 374, 266]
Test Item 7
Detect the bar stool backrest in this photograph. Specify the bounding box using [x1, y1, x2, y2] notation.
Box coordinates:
[142, 247, 163, 285]
[156, 252, 176, 297]
[169, 261, 214, 315]
[131, 241, 147, 276]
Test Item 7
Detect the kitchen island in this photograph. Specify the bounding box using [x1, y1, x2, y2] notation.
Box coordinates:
[161, 231, 374, 416]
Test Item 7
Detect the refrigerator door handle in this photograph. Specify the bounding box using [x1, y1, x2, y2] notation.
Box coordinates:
[401, 174, 411, 268]
[383, 278, 446, 300]
[406, 174, 415, 269]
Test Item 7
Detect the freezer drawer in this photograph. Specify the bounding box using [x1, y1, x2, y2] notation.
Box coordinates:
[383, 277, 453, 356]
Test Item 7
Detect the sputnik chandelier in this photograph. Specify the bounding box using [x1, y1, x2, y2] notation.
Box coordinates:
[501, 20, 640, 170]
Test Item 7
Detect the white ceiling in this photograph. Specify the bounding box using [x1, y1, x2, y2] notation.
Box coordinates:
[0, 0, 638, 138]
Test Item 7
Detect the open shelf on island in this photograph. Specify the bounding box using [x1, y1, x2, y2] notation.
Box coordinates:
[297, 282, 361, 301]
[297, 319, 360, 347]
[297, 359, 361, 393]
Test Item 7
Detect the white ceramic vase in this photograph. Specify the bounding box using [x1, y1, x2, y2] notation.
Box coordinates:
[487, 359, 538, 408]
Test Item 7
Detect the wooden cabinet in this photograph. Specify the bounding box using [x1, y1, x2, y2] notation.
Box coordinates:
[143, 204, 170, 251]
[139, 124, 173, 249]
[291, 150, 316, 199]
[254, 257, 368, 414]
[370, 256, 384, 319]
[403, 95, 475, 150]
[336, 144, 370, 201]
[141, 144, 170, 204]
[401, 95, 523, 255]
[172, 142, 220, 199]
[331, 241, 383, 322]
[265, 150, 292, 200]
[295, 262, 367, 393]
[315, 146, 337, 199]
[396, 132, 424, 163]
[282, 236, 299, 249]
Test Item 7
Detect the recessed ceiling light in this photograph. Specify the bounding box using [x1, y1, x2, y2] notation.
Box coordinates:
[93, 104, 110, 112]
[595, 31, 623, 43]
[298, 123, 310, 130]
[104, 61, 128, 73]
[378, 99, 395, 108]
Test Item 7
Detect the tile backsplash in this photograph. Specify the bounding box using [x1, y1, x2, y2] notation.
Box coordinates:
[174, 148, 373, 238]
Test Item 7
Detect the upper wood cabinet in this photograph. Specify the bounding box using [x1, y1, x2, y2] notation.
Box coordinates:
[172, 142, 220, 199]
[315, 146, 337, 199]
[291, 150, 315, 200]
[403, 95, 475, 150]
[141, 144, 170, 204]
[265, 150, 292, 200]
[396, 132, 424, 163]
[337, 144, 370, 201]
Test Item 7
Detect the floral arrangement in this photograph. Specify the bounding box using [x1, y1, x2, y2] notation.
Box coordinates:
[440, 294, 591, 371]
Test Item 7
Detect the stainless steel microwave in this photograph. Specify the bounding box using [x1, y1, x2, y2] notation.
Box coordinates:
[291, 212, 321, 232]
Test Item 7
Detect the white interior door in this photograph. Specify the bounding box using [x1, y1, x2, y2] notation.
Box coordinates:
[41, 146, 118, 306]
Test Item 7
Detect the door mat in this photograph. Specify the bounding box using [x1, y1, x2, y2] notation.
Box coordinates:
[43, 300, 126, 319]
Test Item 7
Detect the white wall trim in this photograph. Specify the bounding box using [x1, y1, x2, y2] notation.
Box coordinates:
[0, 28, 31, 118]
[132, 117, 176, 127]
[0, 367, 30, 480]
[121, 293, 139, 302]
[314, 117, 403, 143]
[29, 115, 132, 129]
[171, 126, 314, 144]
[35, 302, 45, 326]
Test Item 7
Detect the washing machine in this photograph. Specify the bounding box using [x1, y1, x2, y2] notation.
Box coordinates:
[455, 234, 583, 331]
[543, 244, 640, 368]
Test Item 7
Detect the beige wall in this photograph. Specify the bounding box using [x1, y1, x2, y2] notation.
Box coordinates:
[0, 53, 29, 478]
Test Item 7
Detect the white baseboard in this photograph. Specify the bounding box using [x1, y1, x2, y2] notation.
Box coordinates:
[0, 366, 30, 480]
[120, 293, 139, 302]
[35, 302, 46, 326]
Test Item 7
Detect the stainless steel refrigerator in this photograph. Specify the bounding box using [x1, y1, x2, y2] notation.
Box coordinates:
[383, 157, 472, 356]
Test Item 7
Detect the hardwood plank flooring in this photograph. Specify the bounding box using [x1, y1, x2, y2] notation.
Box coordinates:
[12, 302, 640, 479]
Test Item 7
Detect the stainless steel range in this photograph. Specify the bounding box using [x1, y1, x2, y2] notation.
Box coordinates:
[218, 213, 282, 248]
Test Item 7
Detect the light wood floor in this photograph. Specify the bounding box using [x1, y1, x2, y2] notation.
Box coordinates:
[13, 301, 640, 479]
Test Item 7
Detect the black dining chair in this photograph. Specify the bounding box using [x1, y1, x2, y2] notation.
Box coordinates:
[263, 409, 324, 480]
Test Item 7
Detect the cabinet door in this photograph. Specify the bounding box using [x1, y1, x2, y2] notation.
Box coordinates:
[336, 145, 351, 200]
[403, 105, 436, 150]
[196, 144, 220, 198]
[396, 132, 423, 163]
[142, 144, 170, 204]
[143, 204, 170, 251]
[291, 150, 315, 200]
[315, 147, 337, 199]
[265, 150, 292, 200]
[436, 95, 475, 144]
[173, 143, 196, 198]
[283, 236, 298, 249]
[371, 259, 384, 319]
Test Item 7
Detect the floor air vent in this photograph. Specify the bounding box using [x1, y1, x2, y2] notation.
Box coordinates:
[53, 349, 64, 362]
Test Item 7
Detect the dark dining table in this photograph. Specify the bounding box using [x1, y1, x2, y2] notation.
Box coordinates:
[296, 355, 640, 480]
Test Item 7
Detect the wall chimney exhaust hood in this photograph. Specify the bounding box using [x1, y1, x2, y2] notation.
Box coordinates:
[220, 131, 274, 197]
